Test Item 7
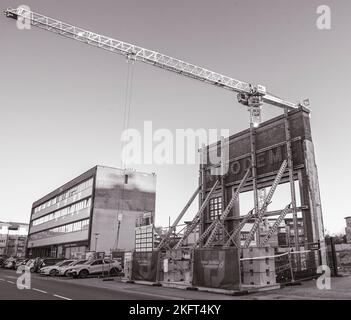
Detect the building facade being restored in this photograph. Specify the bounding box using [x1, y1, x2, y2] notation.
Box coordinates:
[199, 107, 326, 265]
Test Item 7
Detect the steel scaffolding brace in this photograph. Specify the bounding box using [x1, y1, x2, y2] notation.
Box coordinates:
[260, 203, 291, 247]
[223, 209, 254, 248]
[203, 168, 251, 247]
[157, 186, 200, 250]
[173, 179, 220, 250]
[243, 160, 288, 248]
[284, 109, 300, 251]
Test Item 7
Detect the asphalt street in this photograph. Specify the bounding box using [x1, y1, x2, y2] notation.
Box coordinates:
[0, 269, 168, 300]
[1, 268, 351, 300]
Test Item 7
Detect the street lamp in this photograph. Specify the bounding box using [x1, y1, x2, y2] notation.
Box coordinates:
[94, 233, 100, 252]
[116, 213, 123, 251]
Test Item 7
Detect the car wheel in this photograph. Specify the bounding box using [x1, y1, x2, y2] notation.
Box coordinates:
[79, 269, 89, 279]
[30, 267, 34, 273]
[49, 269, 57, 276]
[109, 267, 119, 276]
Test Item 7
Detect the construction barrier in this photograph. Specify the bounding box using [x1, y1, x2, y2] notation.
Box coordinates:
[192, 248, 240, 290]
[131, 251, 160, 282]
[160, 249, 192, 283]
[239, 245, 323, 286]
[241, 247, 277, 286]
[274, 246, 320, 282]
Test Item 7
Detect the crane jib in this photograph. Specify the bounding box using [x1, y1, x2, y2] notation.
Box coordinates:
[4, 6, 301, 111]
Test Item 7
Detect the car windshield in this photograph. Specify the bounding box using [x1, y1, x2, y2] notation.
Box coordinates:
[73, 260, 86, 266]
[60, 260, 74, 266]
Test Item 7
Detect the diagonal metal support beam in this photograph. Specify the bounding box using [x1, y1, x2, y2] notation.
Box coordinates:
[244, 160, 288, 248]
[203, 168, 251, 247]
[157, 186, 200, 250]
[173, 179, 220, 250]
[224, 209, 254, 248]
[260, 203, 291, 247]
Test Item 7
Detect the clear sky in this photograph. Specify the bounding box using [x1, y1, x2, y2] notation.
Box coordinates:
[0, 0, 350, 234]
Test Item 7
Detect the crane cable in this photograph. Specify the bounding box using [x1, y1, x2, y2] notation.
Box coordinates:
[114, 57, 136, 251]
[121, 58, 136, 168]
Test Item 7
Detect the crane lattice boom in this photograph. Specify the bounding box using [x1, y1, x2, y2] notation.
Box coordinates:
[5, 6, 300, 110]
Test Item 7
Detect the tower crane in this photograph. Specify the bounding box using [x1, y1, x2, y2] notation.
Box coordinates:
[4, 6, 304, 125]
[5, 6, 305, 251]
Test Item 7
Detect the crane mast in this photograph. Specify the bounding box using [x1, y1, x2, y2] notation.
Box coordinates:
[4, 6, 301, 118]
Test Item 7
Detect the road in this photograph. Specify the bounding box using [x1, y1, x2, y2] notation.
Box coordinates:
[1, 268, 351, 300]
[0, 269, 170, 300]
[0, 268, 236, 300]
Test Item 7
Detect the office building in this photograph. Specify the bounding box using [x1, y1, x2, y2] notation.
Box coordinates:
[27, 165, 156, 258]
[0, 222, 28, 258]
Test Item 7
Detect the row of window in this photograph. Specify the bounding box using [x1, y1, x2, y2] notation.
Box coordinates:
[135, 226, 153, 234]
[28, 219, 89, 241]
[32, 198, 91, 226]
[33, 178, 94, 214]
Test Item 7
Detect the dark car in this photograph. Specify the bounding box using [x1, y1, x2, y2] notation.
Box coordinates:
[0, 257, 8, 268]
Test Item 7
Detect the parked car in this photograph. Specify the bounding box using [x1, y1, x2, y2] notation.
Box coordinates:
[25, 257, 65, 273]
[38, 258, 65, 270]
[70, 259, 122, 279]
[40, 259, 75, 276]
[25, 259, 35, 272]
[0, 257, 8, 268]
[14, 259, 28, 270]
[59, 259, 87, 277]
[26, 258, 44, 273]
[25, 259, 40, 273]
[3, 257, 16, 269]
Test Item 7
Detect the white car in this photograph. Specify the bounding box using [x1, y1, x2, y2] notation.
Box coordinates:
[58, 259, 87, 277]
[40, 259, 75, 276]
[70, 259, 122, 278]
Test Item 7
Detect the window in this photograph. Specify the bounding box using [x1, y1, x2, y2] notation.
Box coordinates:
[209, 196, 222, 221]
[91, 260, 103, 266]
[33, 178, 94, 214]
[32, 197, 91, 226]
[28, 219, 89, 241]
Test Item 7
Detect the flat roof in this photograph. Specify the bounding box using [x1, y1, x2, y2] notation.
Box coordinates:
[32, 165, 156, 209]
[32, 166, 98, 208]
